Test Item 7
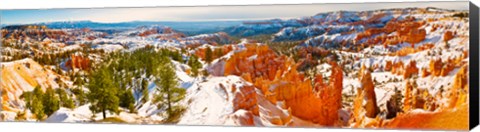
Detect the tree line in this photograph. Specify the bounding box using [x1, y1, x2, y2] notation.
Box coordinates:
[86, 46, 187, 123]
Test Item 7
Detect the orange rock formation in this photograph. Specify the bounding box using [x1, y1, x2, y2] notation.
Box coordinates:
[232, 84, 259, 115]
[224, 43, 344, 126]
[64, 54, 91, 71]
[443, 31, 454, 42]
[403, 60, 419, 79]
[359, 69, 380, 118]
[355, 16, 427, 48]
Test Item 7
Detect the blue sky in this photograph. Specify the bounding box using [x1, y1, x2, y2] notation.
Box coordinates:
[1, 1, 468, 25]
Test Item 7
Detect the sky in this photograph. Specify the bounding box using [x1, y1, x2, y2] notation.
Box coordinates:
[0, 1, 469, 25]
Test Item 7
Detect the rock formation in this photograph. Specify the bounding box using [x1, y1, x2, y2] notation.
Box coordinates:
[448, 65, 468, 108]
[403, 80, 414, 112]
[403, 60, 419, 79]
[360, 70, 380, 118]
[232, 85, 259, 115]
[224, 44, 343, 126]
[443, 31, 454, 42]
[65, 54, 91, 71]
[384, 105, 468, 130]
[429, 58, 443, 76]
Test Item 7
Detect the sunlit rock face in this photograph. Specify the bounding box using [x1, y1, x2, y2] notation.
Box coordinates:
[384, 104, 468, 130]
[428, 57, 461, 77]
[385, 66, 469, 129]
[403, 60, 419, 79]
[443, 30, 454, 42]
[359, 69, 380, 118]
[448, 65, 468, 109]
[223, 44, 343, 126]
[232, 84, 259, 116]
[352, 16, 427, 49]
[429, 58, 443, 76]
[65, 54, 91, 71]
[1, 58, 64, 112]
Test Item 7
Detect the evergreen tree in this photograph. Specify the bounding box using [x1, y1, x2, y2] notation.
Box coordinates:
[71, 87, 86, 105]
[171, 51, 184, 63]
[187, 55, 202, 77]
[31, 86, 45, 120]
[141, 79, 150, 103]
[119, 89, 136, 113]
[20, 90, 33, 110]
[154, 58, 186, 123]
[87, 66, 120, 119]
[202, 69, 209, 77]
[31, 96, 45, 120]
[42, 87, 60, 116]
[56, 88, 75, 109]
[214, 48, 224, 58]
[205, 47, 213, 64]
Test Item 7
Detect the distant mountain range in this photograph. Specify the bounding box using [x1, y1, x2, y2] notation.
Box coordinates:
[1, 7, 462, 37]
[3, 20, 244, 35]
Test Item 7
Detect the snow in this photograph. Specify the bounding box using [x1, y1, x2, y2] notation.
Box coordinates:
[63, 44, 82, 51]
[45, 103, 164, 124]
[93, 44, 124, 53]
[178, 76, 246, 125]
[45, 105, 93, 123]
[178, 74, 319, 127]
[0, 111, 17, 121]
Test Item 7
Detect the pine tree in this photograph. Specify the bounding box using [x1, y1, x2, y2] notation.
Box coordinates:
[214, 48, 224, 58]
[31, 86, 45, 120]
[187, 55, 202, 77]
[20, 90, 33, 110]
[56, 88, 75, 109]
[71, 87, 86, 105]
[202, 69, 209, 77]
[154, 58, 186, 123]
[119, 89, 136, 113]
[42, 87, 60, 116]
[205, 47, 213, 64]
[171, 51, 184, 63]
[141, 79, 150, 103]
[87, 66, 120, 119]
